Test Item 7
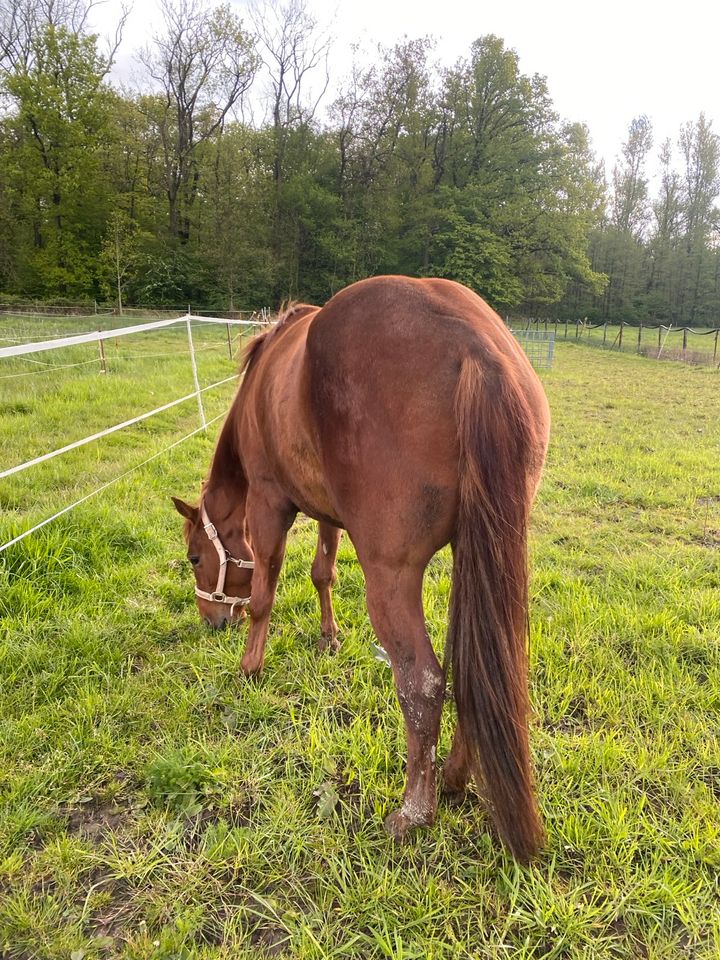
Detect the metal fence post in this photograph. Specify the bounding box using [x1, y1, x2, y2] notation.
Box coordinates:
[186, 315, 206, 430]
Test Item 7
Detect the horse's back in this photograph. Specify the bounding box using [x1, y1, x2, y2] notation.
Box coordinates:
[305, 276, 549, 559]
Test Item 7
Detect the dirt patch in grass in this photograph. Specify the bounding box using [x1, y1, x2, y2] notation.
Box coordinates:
[61, 798, 129, 842]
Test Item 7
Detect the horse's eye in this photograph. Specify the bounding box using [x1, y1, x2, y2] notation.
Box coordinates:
[188, 555, 200, 566]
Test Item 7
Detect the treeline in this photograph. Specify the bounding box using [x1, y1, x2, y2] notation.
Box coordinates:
[0, 0, 718, 322]
[567, 115, 720, 326]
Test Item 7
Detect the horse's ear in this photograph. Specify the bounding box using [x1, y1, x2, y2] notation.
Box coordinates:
[171, 496, 198, 521]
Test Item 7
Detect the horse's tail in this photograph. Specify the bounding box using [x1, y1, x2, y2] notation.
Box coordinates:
[449, 354, 543, 861]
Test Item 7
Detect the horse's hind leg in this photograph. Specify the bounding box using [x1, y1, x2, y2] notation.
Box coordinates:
[441, 723, 472, 802]
[364, 562, 445, 839]
[311, 522, 341, 652]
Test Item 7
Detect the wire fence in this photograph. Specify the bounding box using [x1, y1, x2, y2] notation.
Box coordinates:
[515, 317, 720, 367]
[0, 311, 271, 553]
[510, 329, 555, 370]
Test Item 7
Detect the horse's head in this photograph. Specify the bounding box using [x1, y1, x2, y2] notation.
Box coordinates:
[171, 494, 254, 629]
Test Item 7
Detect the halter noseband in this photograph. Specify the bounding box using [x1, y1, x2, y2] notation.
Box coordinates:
[194, 503, 254, 616]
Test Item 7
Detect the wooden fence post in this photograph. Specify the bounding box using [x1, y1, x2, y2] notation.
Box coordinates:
[603, 322, 607, 346]
[226, 322, 233, 361]
[618, 321, 624, 350]
[682, 327, 687, 358]
[714, 329, 719, 364]
[97, 331, 107, 374]
[637, 321, 642, 354]
[657, 326, 662, 354]
[575, 319, 580, 339]
[565, 318, 568, 339]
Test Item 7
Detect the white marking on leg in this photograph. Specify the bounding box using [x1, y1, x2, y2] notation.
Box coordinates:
[421, 666, 442, 699]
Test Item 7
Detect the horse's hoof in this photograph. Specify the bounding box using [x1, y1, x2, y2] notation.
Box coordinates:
[384, 809, 413, 841]
[318, 630, 341, 654]
[439, 765, 470, 800]
[240, 656, 263, 678]
[384, 807, 432, 841]
[440, 787, 466, 808]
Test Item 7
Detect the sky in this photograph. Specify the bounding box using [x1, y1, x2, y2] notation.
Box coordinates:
[89, 0, 719, 180]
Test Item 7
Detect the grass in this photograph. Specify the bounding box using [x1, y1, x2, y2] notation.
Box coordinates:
[0, 323, 719, 959]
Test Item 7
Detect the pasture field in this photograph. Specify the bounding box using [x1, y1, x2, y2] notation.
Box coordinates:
[535, 321, 720, 365]
[0, 329, 719, 959]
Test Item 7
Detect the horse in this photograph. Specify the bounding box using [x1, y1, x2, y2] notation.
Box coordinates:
[172, 275, 550, 861]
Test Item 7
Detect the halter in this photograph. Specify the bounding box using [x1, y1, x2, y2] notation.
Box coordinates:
[194, 502, 254, 617]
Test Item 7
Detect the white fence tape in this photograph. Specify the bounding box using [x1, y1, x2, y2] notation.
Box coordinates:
[0, 411, 227, 554]
[0, 375, 236, 481]
[0, 313, 266, 360]
[0, 312, 269, 550]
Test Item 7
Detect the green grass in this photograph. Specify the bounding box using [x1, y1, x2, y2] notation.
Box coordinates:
[0, 329, 719, 959]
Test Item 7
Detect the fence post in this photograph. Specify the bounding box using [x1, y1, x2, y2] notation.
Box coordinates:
[97, 331, 107, 374]
[618, 321, 624, 350]
[637, 321, 642, 354]
[682, 327, 687, 358]
[603, 322, 607, 346]
[657, 326, 662, 355]
[226, 322, 233, 361]
[554, 319, 558, 337]
[575, 319, 580, 339]
[564, 318, 568, 339]
[186, 315, 206, 430]
[714, 329, 719, 364]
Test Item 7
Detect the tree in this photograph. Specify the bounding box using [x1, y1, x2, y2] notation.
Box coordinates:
[100, 210, 151, 312]
[139, 0, 258, 242]
[251, 0, 330, 186]
[677, 114, 720, 323]
[594, 116, 653, 320]
[3, 23, 116, 294]
[611, 115, 653, 237]
[428, 36, 605, 309]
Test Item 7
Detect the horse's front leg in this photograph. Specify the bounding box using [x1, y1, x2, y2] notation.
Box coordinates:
[364, 562, 445, 839]
[241, 489, 294, 677]
[311, 522, 342, 652]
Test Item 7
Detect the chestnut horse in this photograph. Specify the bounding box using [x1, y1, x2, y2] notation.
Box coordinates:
[173, 276, 550, 860]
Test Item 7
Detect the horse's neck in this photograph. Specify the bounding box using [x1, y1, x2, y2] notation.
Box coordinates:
[205, 415, 247, 521]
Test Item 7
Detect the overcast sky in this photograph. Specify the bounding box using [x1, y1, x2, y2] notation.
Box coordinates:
[90, 0, 718, 180]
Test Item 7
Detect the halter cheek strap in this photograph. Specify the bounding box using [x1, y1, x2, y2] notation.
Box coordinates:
[195, 503, 254, 615]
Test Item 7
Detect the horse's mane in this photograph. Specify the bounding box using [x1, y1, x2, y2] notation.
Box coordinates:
[240, 302, 319, 375]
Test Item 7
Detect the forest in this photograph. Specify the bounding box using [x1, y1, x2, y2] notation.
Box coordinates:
[0, 0, 718, 322]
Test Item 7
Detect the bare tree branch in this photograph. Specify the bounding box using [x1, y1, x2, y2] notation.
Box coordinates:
[137, 0, 258, 241]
